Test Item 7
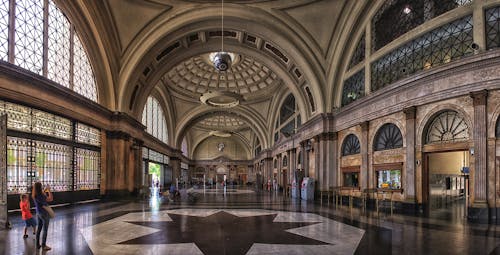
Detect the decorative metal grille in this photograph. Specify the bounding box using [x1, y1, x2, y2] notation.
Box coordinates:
[275, 94, 300, 143]
[75, 148, 100, 190]
[76, 122, 101, 146]
[342, 70, 364, 106]
[341, 134, 361, 156]
[3, 101, 31, 132]
[47, 0, 70, 88]
[32, 109, 72, 140]
[282, 156, 287, 167]
[372, 0, 472, 51]
[373, 123, 403, 151]
[6, 137, 30, 194]
[0, 0, 8, 61]
[34, 140, 72, 192]
[149, 149, 164, 163]
[486, 5, 500, 50]
[142, 96, 168, 144]
[14, 0, 44, 74]
[371, 15, 473, 91]
[348, 33, 365, 69]
[425, 110, 469, 144]
[73, 34, 97, 101]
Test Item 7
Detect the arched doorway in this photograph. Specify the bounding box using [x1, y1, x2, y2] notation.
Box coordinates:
[422, 110, 470, 218]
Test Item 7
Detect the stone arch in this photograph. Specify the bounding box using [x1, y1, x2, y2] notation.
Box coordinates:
[417, 104, 473, 148]
[174, 105, 268, 149]
[372, 123, 404, 151]
[117, 5, 324, 119]
[369, 117, 406, 151]
[341, 133, 361, 156]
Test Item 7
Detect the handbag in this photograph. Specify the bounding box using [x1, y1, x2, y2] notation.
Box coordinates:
[42, 205, 55, 218]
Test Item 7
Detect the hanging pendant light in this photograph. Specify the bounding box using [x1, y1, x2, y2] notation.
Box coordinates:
[212, 0, 232, 71]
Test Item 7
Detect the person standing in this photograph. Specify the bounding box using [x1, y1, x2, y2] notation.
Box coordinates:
[32, 182, 53, 251]
[19, 193, 36, 238]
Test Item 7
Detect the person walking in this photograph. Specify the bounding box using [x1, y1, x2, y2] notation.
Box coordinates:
[32, 182, 53, 251]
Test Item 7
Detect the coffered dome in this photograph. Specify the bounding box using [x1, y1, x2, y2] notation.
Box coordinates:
[165, 53, 279, 97]
[197, 115, 245, 130]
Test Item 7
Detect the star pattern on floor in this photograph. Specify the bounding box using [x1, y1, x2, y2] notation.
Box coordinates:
[119, 211, 329, 255]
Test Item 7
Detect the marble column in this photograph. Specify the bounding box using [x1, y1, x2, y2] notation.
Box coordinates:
[169, 157, 181, 187]
[105, 131, 140, 196]
[404, 106, 416, 201]
[289, 148, 297, 185]
[360, 122, 369, 190]
[318, 133, 338, 190]
[471, 90, 488, 204]
[313, 136, 320, 183]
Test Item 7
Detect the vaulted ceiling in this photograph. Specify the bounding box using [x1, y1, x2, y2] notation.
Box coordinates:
[64, 0, 370, 159]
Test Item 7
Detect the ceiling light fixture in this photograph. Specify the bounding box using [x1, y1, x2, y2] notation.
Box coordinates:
[212, 0, 231, 72]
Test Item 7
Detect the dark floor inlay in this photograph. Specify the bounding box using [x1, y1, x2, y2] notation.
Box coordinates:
[120, 211, 328, 255]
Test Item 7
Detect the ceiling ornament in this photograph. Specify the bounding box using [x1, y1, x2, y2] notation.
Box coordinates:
[200, 0, 244, 108]
[209, 130, 232, 137]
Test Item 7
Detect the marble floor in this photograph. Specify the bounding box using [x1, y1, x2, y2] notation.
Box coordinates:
[1, 188, 500, 254]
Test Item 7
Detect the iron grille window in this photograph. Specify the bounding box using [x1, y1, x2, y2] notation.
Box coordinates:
[75, 148, 100, 190]
[425, 110, 469, 144]
[0, 0, 97, 101]
[0, 0, 8, 60]
[348, 33, 365, 69]
[76, 122, 101, 146]
[2, 100, 101, 194]
[371, 15, 473, 91]
[372, 0, 472, 51]
[342, 70, 365, 106]
[341, 134, 361, 156]
[274, 94, 300, 143]
[486, 5, 500, 50]
[142, 96, 168, 144]
[373, 123, 403, 151]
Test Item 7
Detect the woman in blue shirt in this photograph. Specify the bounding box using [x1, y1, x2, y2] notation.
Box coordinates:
[32, 182, 53, 251]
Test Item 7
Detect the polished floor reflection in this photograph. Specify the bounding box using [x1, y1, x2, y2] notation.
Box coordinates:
[1, 188, 500, 254]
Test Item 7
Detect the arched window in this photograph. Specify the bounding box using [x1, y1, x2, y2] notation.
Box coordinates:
[373, 123, 403, 151]
[282, 155, 288, 167]
[274, 94, 301, 143]
[341, 134, 360, 156]
[496, 117, 500, 138]
[141, 96, 168, 144]
[181, 138, 188, 156]
[0, 0, 97, 101]
[425, 110, 469, 144]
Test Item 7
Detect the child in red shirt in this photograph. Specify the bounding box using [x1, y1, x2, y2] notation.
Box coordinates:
[20, 193, 36, 238]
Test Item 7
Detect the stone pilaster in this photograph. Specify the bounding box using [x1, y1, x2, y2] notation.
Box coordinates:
[317, 133, 337, 190]
[404, 106, 416, 201]
[169, 157, 181, 186]
[471, 90, 488, 204]
[105, 131, 140, 196]
[360, 122, 369, 190]
[289, 148, 297, 185]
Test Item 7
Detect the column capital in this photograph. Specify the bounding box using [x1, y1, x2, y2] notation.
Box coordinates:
[404, 106, 416, 120]
[470, 90, 488, 106]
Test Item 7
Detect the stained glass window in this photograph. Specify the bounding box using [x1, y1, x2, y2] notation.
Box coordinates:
[371, 15, 473, 91]
[0, 0, 9, 61]
[372, 0, 473, 50]
[75, 148, 100, 190]
[47, 0, 70, 88]
[425, 110, 469, 144]
[348, 33, 365, 69]
[76, 122, 101, 146]
[142, 96, 168, 144]
[373, 123, 403, 151]
[341, 134, 360, 156]
[342, 70, 364, 106]
[14, 0, 44, 74]
[486, 5, 500, 50]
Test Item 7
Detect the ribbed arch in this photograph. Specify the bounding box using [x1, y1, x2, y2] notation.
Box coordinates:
[142, 96, 168, 144]
[0, 0, 97, 101]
